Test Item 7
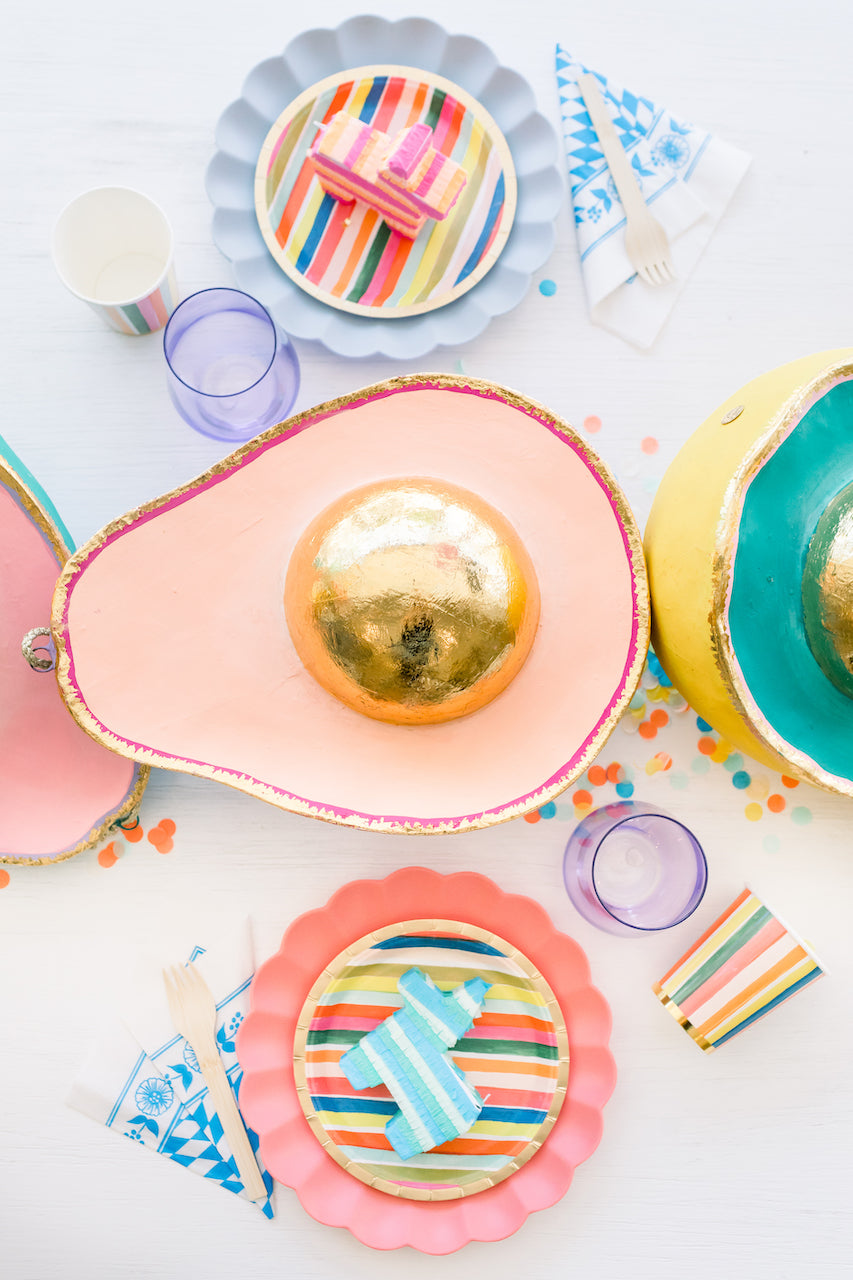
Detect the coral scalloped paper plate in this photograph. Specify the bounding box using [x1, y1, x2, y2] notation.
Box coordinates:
[237, 868, 616, 1253]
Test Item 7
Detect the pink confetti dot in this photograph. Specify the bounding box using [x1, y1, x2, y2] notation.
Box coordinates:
[641, 437, 659, 455]
[583, 415, 602, 433]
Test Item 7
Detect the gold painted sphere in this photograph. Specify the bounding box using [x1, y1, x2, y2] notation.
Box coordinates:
[803, 481, 853, 698]
[284, 478, 540, 725]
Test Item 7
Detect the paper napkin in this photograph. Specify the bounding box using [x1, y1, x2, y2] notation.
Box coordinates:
[67, 920, 274, 1217]
[555, 45, 751, 348]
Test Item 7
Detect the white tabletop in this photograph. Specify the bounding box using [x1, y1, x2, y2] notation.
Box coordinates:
[3, 1, 853, 1276]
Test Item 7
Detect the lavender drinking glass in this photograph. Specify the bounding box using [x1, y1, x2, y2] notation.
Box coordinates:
[163, 288, 299, 442]
[563, 800, 708, 936]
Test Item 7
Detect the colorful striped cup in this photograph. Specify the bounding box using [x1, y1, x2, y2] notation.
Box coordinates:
[653, 887, 825, 1051]
[52, 187, 178, 334]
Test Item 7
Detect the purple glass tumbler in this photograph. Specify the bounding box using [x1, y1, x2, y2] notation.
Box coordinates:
[563, 801, 707, 936]
[163, 288, 299, 442]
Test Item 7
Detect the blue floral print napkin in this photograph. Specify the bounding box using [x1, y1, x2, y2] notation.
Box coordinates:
[67, 920, 274, 1217]
[555, 45, 750, 348]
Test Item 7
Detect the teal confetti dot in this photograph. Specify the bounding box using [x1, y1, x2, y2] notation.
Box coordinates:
[629, 692, 645, 711]
[691, 756, 711, 774]
[554, 803, 574, 821]
[539, 801, 557, 819]
[763, 835, 781, 853]
[615, 781, 634, 798]
[791, 806, 813, 825]
[723, 753, 744, 773]
[732, 771, 751, 790]
[669, 771, 689, 790]
[696, 716, 713, 732]
[539, 279, 557, 296]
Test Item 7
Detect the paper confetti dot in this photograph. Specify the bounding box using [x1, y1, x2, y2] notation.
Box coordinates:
[638, 720, 657, 739]
[723, 753, 745, 773]
[698, 737, 717, 756]
[615, 781, 635, 798]
[606, 762, 623, 784]
[0, 870, 10, 889]
[791, 806, 813, 825]
[539, 279, 557, 296]
[746, 775, 770, 801]
[692, 756, 711, 774]
[523, 810, 540, 824]
[696, 717, 714, 732]
[641, 436, 659, 455]
[745, 803, 763, 821]
[781, 775, 800, 789]
[732, 771, 751, 790]
[764, 835, 781, 853]
[98, 842, 119, 868]
[583, 414, 602, 433]
[587, 765, 607, 787]
[539, 801, 557, 819]
[573, 789, 593, 808]
[649, 709, 669, 728]
[119, 819, 144, 843]
[767, 794, 786, 813]
[669, 771, 689, 790]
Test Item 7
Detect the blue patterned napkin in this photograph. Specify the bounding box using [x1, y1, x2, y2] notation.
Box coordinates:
[67, 922, 274, 1217]
[556, 45, 750, 347]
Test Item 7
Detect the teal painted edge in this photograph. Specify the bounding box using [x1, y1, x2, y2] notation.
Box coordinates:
[0, 432, 75, 552]
[728, 379, 853, 779]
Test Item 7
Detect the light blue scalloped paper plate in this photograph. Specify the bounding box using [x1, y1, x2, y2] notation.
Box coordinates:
[206, 16, 563, 359]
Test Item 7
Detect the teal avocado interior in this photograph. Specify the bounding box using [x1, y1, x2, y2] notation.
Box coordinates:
[0, 432, 75, 552]
[728, 378, 853, 781]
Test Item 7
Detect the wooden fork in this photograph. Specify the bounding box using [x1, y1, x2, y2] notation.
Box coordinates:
[163, 963, 268, 1203]
[577, 73, 676, 287]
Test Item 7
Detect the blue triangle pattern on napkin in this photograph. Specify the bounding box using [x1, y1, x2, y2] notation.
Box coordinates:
[556, 44, 711, 250]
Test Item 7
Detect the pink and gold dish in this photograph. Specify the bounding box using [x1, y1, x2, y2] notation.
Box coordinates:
[51, 376, 648, 834]
[0, 439, 146, 864]
[237, 867, 615, 1252]
[254, 66, 515, 317]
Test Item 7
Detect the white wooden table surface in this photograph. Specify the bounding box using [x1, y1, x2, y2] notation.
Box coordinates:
[3, 1, 852, 1276]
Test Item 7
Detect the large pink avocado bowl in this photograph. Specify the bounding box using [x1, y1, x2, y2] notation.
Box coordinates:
[52, 375, 648, 834]
[236, 867, 616, 1253]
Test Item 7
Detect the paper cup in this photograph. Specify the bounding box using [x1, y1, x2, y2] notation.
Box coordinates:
[52, 187, 177, 334]
[653, 887, 825, 1051]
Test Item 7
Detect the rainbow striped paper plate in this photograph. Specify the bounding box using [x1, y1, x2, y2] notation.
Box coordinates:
[293, 920, 569, 1199]
[254, 66, 516, 318]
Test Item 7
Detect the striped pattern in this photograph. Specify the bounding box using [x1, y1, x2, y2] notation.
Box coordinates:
[255, 71, 513, 315]
[303, 931, 564, 1193]
[654, 889, 825, 1051]
[99, 265, 179, 336]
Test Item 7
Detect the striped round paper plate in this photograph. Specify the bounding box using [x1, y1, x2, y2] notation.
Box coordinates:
[293, 920, 569, 1200]
[254, 66, 517, 318]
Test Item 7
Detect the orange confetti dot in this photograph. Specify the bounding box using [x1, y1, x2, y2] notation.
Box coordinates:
[641, 436, 659, 455]
[697, 736, 717, 755]
[524, 811, 541, 823]
[638, 721, 657, 739]
[655, 752, 673, 771]
[645, 758, 661, 776]
[606, 762, 622, 783]
[781, 775, 800, 789]
[98, 842, 119, 868]
[147, 822, 174, 854]
[583, 414, 602, 433]
[573, 789, 593, 808]
[0, 869, 10, 888]
[649, 709, 669, 728]
[157, 818, 176, 836]
[767, 794, 786, 813]
[120, 820, 144, 843]
[745, 803, 763, 822]
[587, 765, 606, 787]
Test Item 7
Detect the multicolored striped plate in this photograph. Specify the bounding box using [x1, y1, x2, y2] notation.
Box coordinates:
[254, 67, 517, 318]
[293, 920, 569, 1200]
